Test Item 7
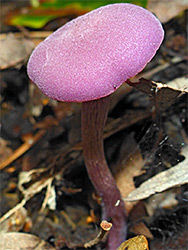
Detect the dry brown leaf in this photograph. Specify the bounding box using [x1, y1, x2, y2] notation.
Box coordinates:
[117, 235, 149, 250]
[124, 145, 188, 202]
[0, 232, 55, 250]
[147, 0, 188, 23]
[129, 222, 153, 239]
[0, 33, 34, 69]
[127, 78, 187, 112]
[115, 135, 144, 213]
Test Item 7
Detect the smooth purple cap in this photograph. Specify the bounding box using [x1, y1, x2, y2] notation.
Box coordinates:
[27, 3, 164, 102]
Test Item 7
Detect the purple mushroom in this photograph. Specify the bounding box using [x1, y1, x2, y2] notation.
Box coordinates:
[27, 3, 164, 249]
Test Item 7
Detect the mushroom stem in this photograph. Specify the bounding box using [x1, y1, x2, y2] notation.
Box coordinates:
[82, 96, 127, 249]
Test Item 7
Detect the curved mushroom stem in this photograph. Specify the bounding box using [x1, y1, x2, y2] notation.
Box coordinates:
[82, 96, 127, 250]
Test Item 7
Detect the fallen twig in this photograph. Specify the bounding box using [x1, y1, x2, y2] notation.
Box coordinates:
[84, 220, 112, 248]
[0, 130, 46, 170]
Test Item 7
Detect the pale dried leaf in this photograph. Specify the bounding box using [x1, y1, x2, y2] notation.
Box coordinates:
[124, 146, 188, 201]
[0, 232, 55, 250]
[22, 176, 54, 199]
[0, 33, 34, 69]
[40, 180, 57, 212]
[167, 76, 188, 90]
[148, 0, 188, 23]
[47, 185, 56, 210]
[18, 168, 47, 194]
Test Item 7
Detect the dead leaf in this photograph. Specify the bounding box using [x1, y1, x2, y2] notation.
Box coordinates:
[0, 33, 34, 69]
[129, 222, 153, 240]
[117, 235, 149, 250]
[127, 78, 187, 112]
[18, 168, 47, 189]
[115, 134, 144, 213]
[124, 145, 188, 202]
[166, 76, 188, 90]
[147, 0, 188, 23]
[18, 169, 53, 199]
[40, 181, 56, 212]
[0, 232, 55, 250]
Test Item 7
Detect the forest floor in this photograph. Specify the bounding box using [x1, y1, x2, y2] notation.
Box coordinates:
[0, 1, 188, 250]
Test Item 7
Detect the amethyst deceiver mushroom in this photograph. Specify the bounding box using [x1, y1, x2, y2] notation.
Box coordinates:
[27, 3, 164, 249]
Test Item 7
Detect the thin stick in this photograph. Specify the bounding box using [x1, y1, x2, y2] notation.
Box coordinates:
[0, 176, 53, 224]
[0, 130, 46, 170]
[84, 220, 112, 248]
[0, 199, 26, 224]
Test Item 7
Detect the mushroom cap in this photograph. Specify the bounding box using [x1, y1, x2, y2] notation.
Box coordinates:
[27, 3, 164, 102]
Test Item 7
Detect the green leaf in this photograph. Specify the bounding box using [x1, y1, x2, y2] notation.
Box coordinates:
[41, 0, 148, 10]
[7, 0, 148, 29]
[11, 15, 56, 29]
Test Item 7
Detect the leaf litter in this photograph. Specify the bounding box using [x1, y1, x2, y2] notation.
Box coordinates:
[0, 2, 188, 250]
[0, 33, 35, 70]
[124, 145, 188, 202]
